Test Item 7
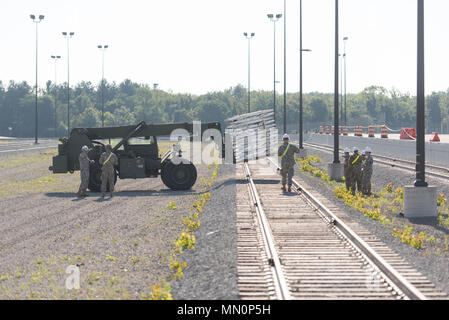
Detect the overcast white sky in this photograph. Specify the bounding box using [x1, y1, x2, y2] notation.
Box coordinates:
[1, 0, 449, 95]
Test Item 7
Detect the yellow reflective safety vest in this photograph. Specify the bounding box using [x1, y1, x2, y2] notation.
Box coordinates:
[280, 144, 291, 158]
[102, 153, 113, 166]
[351, 155, 360, 165]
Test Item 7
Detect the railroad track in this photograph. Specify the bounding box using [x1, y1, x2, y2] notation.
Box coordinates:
[304, 141, 449, 180]
[237, 159, 447, 300]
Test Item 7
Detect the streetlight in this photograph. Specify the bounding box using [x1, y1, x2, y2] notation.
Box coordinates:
[283, 0, 287, 134]
[98, 44, 108, 127]
[62, 31, 74, 136]
[343, 36, 348, 126]
[333, 0, 340, 165]
[30, 14, 44, 144]
[299, 0, 311, 152]
[51, 55, 61, 137]
[404, 0, 436, 219]
[243, 32, 255, 114]
[267, 13, 282, 123]
[415, 0, 426, 188]
[327, 0, 343, 181]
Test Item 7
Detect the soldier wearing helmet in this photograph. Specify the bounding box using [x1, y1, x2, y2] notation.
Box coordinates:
[343, 147, 352, 191]
[362, 146, 374, 196]
[77, 145, 94, 197]
[99, 144, 118, 198]
[348, 146, 363, 195]
[278, 133, 300, 192]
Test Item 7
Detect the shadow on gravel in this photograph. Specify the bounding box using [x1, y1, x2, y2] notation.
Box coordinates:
[253, 179, 280, 184]
[407, 217, 449, 236]
[46, 189, 205, 198]
[45, 192, 78, 198]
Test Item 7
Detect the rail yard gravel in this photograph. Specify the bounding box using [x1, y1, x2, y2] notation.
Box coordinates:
[0, 148, 221, 299]
[297, 146, 449, 295]
[171, 164, 239, 300]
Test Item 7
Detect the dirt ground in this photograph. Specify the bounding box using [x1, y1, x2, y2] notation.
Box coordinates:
[0, 148, 217, 299]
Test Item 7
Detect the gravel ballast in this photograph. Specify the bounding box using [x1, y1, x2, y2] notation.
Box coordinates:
[298, 146, 449, 295]
[0, 149, 227, 299]
[171, 164, 238, 300]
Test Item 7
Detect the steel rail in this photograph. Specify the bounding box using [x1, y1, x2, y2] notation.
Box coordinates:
[266, 157, 428, 300]
[304, 142, 449, 180]
[243, 162, 292, 300]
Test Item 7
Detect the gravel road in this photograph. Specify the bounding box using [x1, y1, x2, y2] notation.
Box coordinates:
[0, 148, 220, 299]
[171, 164, 238, 300]
[298, 146, 449, 295]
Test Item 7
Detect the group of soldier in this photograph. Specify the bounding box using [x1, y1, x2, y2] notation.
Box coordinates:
[278, 134, 374, 196]
[343, 146, 374, 196]
[76, 144, 118, 198]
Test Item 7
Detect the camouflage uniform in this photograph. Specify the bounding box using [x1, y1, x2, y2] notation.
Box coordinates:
[77, 152, 91, 196]
[99, 151, 118, 194]
[362, 155, 373, 195]
[343, 154, 352, 191]
[278, 143, 300, 188]
[349, 152, 363, 195]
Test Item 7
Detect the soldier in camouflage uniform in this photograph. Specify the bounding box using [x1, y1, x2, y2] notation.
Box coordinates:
[362, 147, 374, 196]
[343, 148, 351, 191]
[99, 144, 118, 198]
[349, 147, 363, 195]
[278, 134, 300, 192]
[77, 145, 94, 197]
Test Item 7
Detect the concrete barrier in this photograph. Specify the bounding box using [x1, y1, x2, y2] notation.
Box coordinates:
[305, 133, 449, 167]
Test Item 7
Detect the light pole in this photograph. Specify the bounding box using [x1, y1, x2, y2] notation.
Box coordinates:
[62, 32, 74, 136]
[299, 0, 311, 151]
[267, 14, 282, 123]
[98, 45, 108, 127]
[333, 0, 339, 165]
[51, 55, 61, 137]
[339, 53, 343, 122]
[243, 32, 255, 114]
[283, 0, 287, 134]
[30, 14, 44, 144]
[343, 36, 348, 126]
[416, 0, 426, 187]
[404, 0, 436, 219]
[327, 0, 343, 181]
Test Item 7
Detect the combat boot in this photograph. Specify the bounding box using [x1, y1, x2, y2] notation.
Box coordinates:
[288, 186, 292, 192]
[281, 185, 286, 192]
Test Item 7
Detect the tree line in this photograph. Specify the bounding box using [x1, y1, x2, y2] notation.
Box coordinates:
[0, 79, 447, 137]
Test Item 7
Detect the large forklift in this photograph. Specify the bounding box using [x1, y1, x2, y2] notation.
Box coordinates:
[49, 121, 222, 191]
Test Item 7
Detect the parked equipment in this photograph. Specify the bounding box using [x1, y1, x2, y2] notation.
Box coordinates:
[49, 121, 222, 191]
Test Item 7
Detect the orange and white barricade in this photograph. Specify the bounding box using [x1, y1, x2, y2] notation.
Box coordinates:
[325, 126, 330, 134]
[338, 127, 341, 135]
[354, 126, 363, 137]
[343, 126, 348, 136]
[400, 128, 416, 140]
[381, 125, 388, 138]
[319, 126, 323, 134]
[368, 126, 375, 138]
[331, 126, 334, 135]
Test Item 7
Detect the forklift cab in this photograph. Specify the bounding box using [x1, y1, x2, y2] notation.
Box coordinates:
[118, 136, 159, 179]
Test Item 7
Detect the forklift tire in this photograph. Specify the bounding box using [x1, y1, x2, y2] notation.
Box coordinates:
[88, 162, 117, 192]
[161, 160, 197, 190]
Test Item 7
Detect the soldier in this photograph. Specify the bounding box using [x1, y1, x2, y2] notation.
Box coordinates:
[77, 145, 94, 197]
[343, 148, 351, 191]
[99, 144, 118, 198]
[362, 147, 374, 196]
[278, 133, 300, 192]
[348, 147, 363, 195]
